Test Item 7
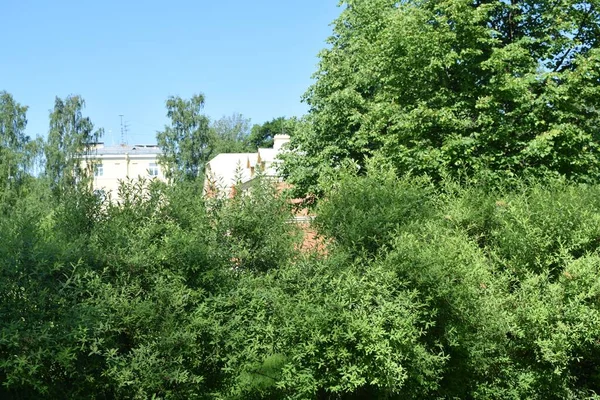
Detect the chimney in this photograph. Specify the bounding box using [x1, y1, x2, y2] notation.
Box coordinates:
[273, 134, 290, 151]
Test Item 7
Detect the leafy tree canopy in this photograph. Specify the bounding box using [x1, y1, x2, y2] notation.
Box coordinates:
[0, 92, 30, 193]
[284, 0, 600, 197]
[45, 95, 103, 194]
[210, 112, 253, 154]
[248, 116, 290, 150]
[157, 94, 212, 182]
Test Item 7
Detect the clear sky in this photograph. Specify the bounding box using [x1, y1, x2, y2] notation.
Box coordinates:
[1, 0, 341, 145]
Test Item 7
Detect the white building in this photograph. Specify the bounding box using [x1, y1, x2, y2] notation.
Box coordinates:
[204, 134, 290, 196]
[83, 143, 166, 196]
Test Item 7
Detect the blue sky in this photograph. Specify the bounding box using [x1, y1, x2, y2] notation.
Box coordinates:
[1, 1, 341, 145]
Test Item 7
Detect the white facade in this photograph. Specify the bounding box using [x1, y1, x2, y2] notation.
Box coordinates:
[204, 134, 290, 196]
[83, 143, 166, 196]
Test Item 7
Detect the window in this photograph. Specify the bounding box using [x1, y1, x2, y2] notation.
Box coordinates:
[148, 162, 159, 176]
[94, 163, 104, 177]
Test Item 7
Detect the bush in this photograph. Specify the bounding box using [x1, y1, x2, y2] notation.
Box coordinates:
[315, 168, 435, 257]
[3, 172, 600, 398]
[310, 172, 600, 398]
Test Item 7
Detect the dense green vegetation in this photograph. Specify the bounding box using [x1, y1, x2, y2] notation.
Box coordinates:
[283, 0, 600, 198]
[2, 0, 600, 398]
[2, 168, 600, 398]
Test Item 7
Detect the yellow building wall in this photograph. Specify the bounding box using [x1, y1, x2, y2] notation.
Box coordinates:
[84, 153, 166, 198]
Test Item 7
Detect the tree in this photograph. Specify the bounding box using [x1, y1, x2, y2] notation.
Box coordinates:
[45, 95, 103, 193]
[0, 92, 30, 193]
[247, 116, 288, 150]
[284, 0, 600, 197]
[156, 94, 212, 182]
[211, 112, 252, 154]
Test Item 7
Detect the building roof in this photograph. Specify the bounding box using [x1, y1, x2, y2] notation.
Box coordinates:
[204, 135, 290, 196]
[205, 153, 257, 190]
[257, 148, 277, 163]
[93, 144, 162, 156]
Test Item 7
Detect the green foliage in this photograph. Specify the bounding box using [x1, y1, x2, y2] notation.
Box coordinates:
[0, 174, 300, 398]
[156, 94, 213, 182]
[4, 160, 600, 398]
[0, 92, 29, 190]
[213, 254, 442, 399]
[209, 177, 301, 273]
[308, 171, 600, 398]
[314, 166, 435, 256]
[210, 112, 253, 154]
[0, 92, 42, 209]
[285, 0, 600, 197]
[247, 117, 291, 150]
[45, 95, 103, 195]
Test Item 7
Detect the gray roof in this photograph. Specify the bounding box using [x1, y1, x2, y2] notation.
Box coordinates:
[93, 145, 162, 156]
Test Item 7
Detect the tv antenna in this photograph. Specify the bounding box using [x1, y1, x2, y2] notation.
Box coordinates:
[119, 114, 129, 145]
